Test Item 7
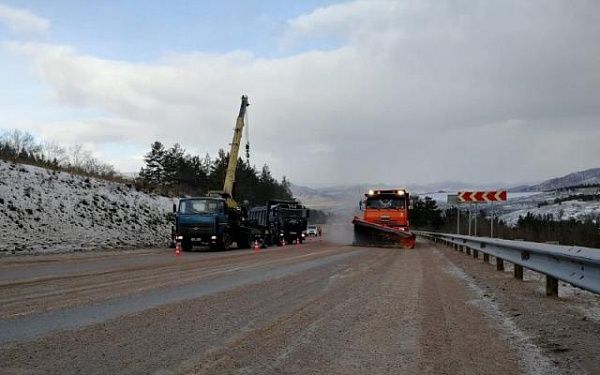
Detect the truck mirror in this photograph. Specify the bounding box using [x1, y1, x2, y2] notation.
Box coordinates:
[359, 200, 363, 211]
[306, 209, 310, 218]
[172, 203, 177, 213]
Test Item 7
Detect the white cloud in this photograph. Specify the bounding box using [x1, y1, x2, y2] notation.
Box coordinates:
[3, 0, 600, 185]
[0, 3, 49, 36]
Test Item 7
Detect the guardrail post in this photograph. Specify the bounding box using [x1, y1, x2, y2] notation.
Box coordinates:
[473, 249, 478, 258]
[514, 264, 523, 280]
[496, 258, 504, 271]
[483, 253, 489, 263]
[465, 247, 471, 255]
[546, 276, 558, 297]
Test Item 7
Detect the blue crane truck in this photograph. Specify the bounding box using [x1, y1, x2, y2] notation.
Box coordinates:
[173, 95, 257, 251]
[173, 196, 254, 251]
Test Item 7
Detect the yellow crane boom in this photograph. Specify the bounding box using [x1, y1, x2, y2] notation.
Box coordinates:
[222, 95, 249, 206]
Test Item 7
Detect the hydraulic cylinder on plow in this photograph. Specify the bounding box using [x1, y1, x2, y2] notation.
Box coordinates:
[352, 189, 416, 249]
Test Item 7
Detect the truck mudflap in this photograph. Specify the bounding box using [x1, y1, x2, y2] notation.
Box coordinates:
[352, 217, 416, 249]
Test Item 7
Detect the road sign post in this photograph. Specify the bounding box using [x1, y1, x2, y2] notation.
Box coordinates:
[474, 204, 478, 236]
[491, 202, 494, 238]
[468, 205, 472, 236]
[458, 205, 461, 235]
[447, 194, 460, 235]
[457, 191, 507, 238]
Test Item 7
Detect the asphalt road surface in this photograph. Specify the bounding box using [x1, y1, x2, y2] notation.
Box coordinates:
[1, 236, 599, 374]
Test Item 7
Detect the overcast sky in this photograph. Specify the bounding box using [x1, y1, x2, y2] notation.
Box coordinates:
[1, 0, 599, 187]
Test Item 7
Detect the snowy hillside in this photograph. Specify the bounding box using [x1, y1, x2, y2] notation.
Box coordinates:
[0, 160, 175, 254]
[516, 168, 600, 192]
[498, 190, 600, 225]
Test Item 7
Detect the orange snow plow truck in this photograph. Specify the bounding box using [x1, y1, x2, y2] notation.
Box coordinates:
[352, 189, 416, 249]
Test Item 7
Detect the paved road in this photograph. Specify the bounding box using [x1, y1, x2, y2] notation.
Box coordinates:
[0, 238, 598, 374]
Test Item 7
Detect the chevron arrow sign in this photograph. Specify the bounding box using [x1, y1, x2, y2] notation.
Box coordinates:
[457, 191, 507, 202]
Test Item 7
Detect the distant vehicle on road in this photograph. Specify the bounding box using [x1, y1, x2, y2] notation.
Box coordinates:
[306, 224, 318, 237]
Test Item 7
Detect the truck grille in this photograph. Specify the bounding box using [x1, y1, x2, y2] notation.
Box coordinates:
[181, 223, 213, 233]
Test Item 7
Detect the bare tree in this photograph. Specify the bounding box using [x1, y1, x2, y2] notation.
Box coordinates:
[40, 140, 68, 166]
[1, 129, 38, 156]
[68, 144, 94, 169]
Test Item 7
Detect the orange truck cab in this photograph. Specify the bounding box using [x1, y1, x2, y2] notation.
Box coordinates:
[360, 189, 411, 232]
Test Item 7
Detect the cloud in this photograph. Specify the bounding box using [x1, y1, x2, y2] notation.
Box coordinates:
[0, 3, 49, 36]
[4, 0, 600, 185]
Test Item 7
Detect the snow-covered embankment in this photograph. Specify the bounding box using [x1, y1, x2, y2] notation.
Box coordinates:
[0, 160, 174, 254]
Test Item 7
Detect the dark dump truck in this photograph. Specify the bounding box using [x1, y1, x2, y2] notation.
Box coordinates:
[248, 200, 309, 246]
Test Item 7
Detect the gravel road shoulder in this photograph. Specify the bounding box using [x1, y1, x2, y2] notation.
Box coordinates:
[431, 240, 600, 374]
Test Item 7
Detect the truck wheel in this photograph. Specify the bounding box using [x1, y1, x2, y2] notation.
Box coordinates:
[237, 234, 251, 249]
[181, 237, 192, 252]
[215, 233, 232, 251]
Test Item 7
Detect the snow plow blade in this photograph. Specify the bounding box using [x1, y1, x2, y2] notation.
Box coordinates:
[352, 217, 416, 249]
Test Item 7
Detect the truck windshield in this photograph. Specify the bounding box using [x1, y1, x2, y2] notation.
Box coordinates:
[366, 196, 406, 209]
[179, 199, 223, 214]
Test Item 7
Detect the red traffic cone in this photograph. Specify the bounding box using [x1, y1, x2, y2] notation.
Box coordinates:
[254, 240, 260, 252]
[175, 242, 182, 256]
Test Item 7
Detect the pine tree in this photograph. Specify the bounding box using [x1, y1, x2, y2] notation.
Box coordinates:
[162, 143, 186, 186]
[139, 141, 166, 185]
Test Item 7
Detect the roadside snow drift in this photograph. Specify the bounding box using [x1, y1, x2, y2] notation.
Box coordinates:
[0, 160, 174, 254]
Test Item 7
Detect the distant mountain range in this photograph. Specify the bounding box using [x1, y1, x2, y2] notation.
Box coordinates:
[511, 168, 600, 192]
[291, 167, 600, 209]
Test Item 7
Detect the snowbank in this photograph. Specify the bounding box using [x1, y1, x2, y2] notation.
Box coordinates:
[0, 160, 175, 254]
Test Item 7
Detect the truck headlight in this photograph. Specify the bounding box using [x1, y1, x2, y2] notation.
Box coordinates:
[211, 235, 217, 240]
[176, 236, 183, 240]
[301, 233, 306, 237]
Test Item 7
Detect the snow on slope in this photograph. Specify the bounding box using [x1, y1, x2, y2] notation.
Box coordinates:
[0, 160, 175, 254]
[499, 199, 600, 225]
[516, 167, 600, 192]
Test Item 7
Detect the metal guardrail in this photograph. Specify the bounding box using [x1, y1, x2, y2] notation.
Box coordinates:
[415, 231, 600, 296]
